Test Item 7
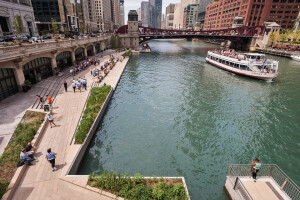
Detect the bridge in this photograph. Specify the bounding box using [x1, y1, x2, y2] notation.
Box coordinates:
[116, 25, 272, 50]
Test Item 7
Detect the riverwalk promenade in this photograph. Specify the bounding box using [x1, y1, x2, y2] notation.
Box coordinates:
[3, 52, 129, 200]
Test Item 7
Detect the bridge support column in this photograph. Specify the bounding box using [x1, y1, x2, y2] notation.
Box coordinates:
[13, 66, 25, 91]
[51, 55, 57, 69]
[93, 45, 96, 55]
[84, 48, 88, 59]
[71, 51, 76, 65]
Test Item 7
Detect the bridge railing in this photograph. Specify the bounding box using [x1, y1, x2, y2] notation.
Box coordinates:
[228, 164, 300, 200]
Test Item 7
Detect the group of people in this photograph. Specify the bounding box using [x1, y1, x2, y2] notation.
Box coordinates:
[70, 58, 100, 76]
[19, 142, 57, 172]
[69, 76, 87, 92]
[36, 94, 53, 109]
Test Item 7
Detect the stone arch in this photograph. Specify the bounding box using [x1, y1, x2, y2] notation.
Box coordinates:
[100, 42, 106, 51]
[22, 57, 52, 84]
[75, 47, 85, 62]
[86, 45, 94, 56]
[56, 51, 72, 69]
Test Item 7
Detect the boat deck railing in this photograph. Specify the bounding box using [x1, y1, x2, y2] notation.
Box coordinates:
[227, 164, 300, 200]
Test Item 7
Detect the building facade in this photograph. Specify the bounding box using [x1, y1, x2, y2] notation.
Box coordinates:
[183, 4, 199, 29]
[166, 3, 175, 29]
[120, 0, 125, 26]
[173, 3, 182, 29]
[137, 7, 141, 21]
[95, 0, 113, 32]
[119, 10, 139, 49]
[0, 0, 38, 36]
[149, 0, 162, 28]
[204, 0, 300, 30]
[198, 0, 215, 25]
[112, 0, 121, 29]
[141, 1, 149, 27]
[161, 14, 166, 29]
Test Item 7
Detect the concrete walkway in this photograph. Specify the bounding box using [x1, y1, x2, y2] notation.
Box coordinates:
[8, 52, 129, 200]
[0, 50, 115, 157]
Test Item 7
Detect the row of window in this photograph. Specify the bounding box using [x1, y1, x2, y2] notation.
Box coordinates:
[0, 68, 14, 80]
[273, 0, 299, 2]
[0, 68, 18, 101]
[270, 10, 299, 14]
[272, 5, 300, 8]
[209, 56, 251, 71]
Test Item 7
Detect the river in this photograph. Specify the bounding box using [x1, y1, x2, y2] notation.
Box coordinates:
[79, 40, 300, 199]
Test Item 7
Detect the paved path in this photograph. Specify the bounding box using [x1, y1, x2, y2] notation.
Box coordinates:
[0, 50, 115, 157]
[9, 52, 129, 200]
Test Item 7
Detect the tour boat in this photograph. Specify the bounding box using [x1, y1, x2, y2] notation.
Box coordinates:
[291, 54, 300, 62]
[206, 50, 279, 81]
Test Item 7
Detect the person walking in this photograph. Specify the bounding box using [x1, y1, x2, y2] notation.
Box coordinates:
[36, 95, 44, 109]
[82, 77, 87, 90]
[47, 113, 56, 128]
[45, 148, 56, 172]
[251, 158, 261, 182]
[63, 81, 68, 92]
[72, 81, 76, 93]
[47, 95, 53, 109]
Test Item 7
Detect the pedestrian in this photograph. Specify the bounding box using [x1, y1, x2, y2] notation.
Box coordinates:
[63, 81, 67, 92]
[70, 69, 73, 76]
[251, 158, 261, 182]
[72, 81, 76, 93]
[45, 148, 56, 172]
[36, 95, 44, 109]
[91, 69, 93, 75]
[76, 81, 82, 92]
[47, 95, 53, 108]
[25, 142, 37, 154]
[20, 148, 34, 165]
[82, 76, 87, 90]
[47, 113, 56, 128]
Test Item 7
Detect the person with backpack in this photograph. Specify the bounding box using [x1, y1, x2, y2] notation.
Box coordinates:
[36, 95, 44, 109]
[45, 148, 56, 172]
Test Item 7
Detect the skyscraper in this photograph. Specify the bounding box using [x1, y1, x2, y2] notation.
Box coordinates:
[95, 0, 113, 32]
[149, 0, 162, 29]
[137, 8, 141, 21]
[198, 0, 215, 25]
[141, 1, 149, 27]
[111, 0, 121, 29]
[120, 0, 125, 26]
[166, 3, 175, 29]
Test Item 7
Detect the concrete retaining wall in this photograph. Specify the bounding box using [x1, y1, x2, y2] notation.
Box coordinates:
[67, 88, 114, 175]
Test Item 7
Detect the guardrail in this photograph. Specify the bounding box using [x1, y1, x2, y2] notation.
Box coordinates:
[228, 164, 300, 200]
[0, 36, 110, 61]
[233, 177, 253, 200]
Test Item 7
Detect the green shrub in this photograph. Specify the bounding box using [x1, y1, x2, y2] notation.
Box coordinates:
[75, 86, 111, 143]
[89, 171, 188, 200]
[122, 50, 131, 57]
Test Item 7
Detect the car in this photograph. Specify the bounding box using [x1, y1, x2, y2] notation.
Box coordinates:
[42, 34, 52, 39]
[0, 36, 4, 43]
[29, 37, 44, 43]
[59, 34, 65, 38]
[90, 33, 96, 37]
[4, 35, 15, 42]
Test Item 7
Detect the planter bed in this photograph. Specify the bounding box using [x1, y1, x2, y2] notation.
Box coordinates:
[88, 171, 189, 200]
[0, 111, 45, 198]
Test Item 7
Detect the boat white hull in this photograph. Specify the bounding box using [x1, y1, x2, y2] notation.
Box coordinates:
[206, 57, 278, 81]
[291, 55, 300, 62]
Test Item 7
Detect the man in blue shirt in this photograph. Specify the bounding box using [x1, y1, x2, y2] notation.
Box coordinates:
[20, 148, 34, 165]
[45, 148, 57, 172]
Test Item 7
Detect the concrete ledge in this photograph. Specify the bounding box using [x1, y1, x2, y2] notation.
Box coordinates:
[2, 112, 48, 200]
[113, 57, 129, 90]
[67, 88, 114, 175]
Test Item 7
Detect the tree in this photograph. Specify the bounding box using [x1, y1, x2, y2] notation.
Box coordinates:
[64, 27, 70, 37]
[280, 33, 287, 43]
[13, 15, 25, 36]
[110, 35, 116, 49]
[86, 24, 90, 33]
[41, 29, 49, 35]
[51, 18, 59, 34]
[116, 35, 121, 48]
[79, 22, 85, 34]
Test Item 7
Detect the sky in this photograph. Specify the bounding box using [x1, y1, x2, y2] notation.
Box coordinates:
[124, 0, 180, 23]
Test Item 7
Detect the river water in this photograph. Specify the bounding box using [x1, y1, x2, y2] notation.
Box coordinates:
[79, 40, 300, 199]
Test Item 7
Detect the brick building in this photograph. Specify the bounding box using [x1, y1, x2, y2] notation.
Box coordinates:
[204, 0, 300, 30]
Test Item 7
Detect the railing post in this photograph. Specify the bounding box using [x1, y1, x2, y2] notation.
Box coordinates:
[268, 165, 273, 177]
[233, 177, 239, 189]
[281, 178, 289, 190]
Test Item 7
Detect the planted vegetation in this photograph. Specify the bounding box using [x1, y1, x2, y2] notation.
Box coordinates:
[122, 50, 132, 57]
[0, 111, 45, 198]
[88, 171, 188, 200]
[75, 86, 111, 144]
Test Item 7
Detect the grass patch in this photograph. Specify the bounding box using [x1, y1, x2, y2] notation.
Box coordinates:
[122, 50, 131, 57]
[75, 86, 111, 144]
[0, 111, 45, 198]
[89, 171, 189, 200]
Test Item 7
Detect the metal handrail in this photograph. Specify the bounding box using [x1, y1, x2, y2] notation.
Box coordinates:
[228, 164, 300, 200]
[233, 177, 253, 200]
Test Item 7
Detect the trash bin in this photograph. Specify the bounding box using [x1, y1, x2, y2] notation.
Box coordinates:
[44, 104, 50, 112]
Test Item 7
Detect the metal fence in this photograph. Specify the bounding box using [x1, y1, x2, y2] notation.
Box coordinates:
[233, 177, 253, 200]
[228, 164, 300, 200]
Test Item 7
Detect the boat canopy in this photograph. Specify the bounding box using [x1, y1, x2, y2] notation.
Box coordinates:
[244, 53, 266, 59]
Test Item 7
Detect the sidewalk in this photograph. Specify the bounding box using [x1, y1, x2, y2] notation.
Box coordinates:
[0, 50, 115, 157]
[9, 51, 129, 200]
